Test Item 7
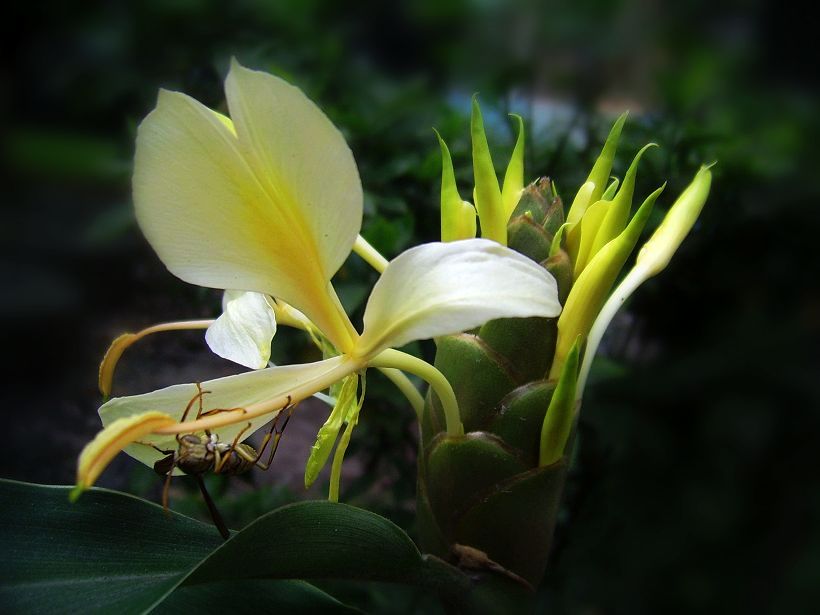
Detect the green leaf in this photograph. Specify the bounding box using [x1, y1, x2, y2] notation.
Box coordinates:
[0, 480, 473, 613]
[0, 479, 221, 614]
[589, 143, 657, 258]
[185, 499, 470, 595]
[154, 579, 361, 614]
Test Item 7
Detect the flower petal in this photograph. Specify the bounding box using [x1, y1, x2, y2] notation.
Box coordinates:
[206, 291, 277, 369]
[99, 356, 348, 470]
[73, 411, 176, 498]
[134, 79, 356, 351]
[225, 60, 363, 281]
[356, 239, 562, 357]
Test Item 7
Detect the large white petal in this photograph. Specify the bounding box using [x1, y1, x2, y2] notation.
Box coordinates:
[206, 291, 278, 369]
[225, 60, 363, 281]
[99, 356, 347, 470]
[356, 239, 562, 357]
[134, 85, 355, 350]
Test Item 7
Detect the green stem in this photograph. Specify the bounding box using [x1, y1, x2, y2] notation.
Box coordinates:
[368, 349, 463, 436]
[377, 367, 425, 420]
[353, 235, 389, 273]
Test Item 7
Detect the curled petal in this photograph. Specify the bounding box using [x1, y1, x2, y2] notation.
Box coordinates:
[98, 320, 213, 398]
[206, 291, 277, 369]
[356, 239, 562, 357]
[73, 411, 176, 498]
[98, 333, 138, 398]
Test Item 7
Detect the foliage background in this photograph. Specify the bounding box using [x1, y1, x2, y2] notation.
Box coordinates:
[2, 1, 818, 612]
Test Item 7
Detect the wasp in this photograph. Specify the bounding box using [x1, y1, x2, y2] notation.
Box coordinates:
[149, 383, 294, 539]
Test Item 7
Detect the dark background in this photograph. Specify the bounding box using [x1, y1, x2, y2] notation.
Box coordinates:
[2, 1, 818, 613]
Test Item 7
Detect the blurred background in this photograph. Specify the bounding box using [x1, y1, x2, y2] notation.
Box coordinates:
[2, 0, 818, 612]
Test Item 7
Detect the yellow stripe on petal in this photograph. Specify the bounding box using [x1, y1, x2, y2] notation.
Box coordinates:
[73, 411, 175, 499]
[134, 72, 357, 352]
[225, 61, 362, 281]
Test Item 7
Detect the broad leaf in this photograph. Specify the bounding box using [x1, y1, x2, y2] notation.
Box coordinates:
[0, 480, 472, 614]
[0, 479, 220, 614]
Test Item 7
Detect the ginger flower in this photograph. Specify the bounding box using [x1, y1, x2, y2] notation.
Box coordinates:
[74, 61, 561, 497]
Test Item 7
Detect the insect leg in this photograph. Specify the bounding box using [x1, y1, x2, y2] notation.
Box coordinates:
[178, 382, 210, 443]
[214, 422, 251, 474]
[192, 382, 213, 420]
[161, 458, 174, 513]
[255, 398, 296, 471]
[195, 475, 230, 541]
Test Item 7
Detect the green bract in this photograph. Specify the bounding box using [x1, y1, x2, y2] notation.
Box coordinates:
[421, 110, 712, 585]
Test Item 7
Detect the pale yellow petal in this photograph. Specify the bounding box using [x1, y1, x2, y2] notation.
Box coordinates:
[225, 60, 363, 282]
[98, 357, 347, 470]
[134, 87, 355, 351]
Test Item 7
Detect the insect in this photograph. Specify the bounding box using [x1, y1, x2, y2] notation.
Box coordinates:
[149, 383, 295, 539]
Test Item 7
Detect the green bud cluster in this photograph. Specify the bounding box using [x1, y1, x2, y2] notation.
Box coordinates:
[421, 108, 712, 595]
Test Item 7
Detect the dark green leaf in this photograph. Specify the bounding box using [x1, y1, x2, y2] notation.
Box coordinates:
[184, 500, 471, 599]
[154, 579, 361, 614]
[0, 480, 472, 613]
[0, 479, 220, 614]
